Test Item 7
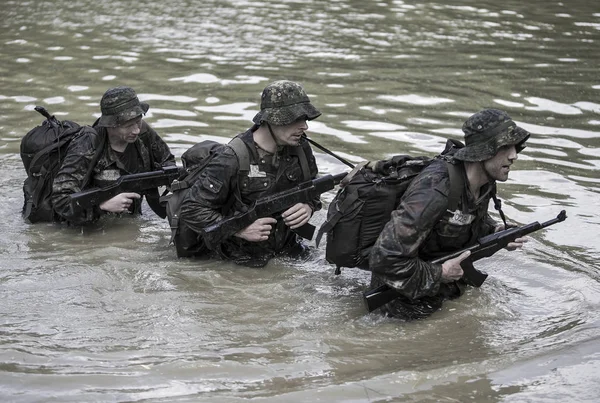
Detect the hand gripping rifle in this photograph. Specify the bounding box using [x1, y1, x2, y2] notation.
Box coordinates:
[70, 165, 181, 214]
[363, 210, 567, 313]
[202, 172, 348, 249]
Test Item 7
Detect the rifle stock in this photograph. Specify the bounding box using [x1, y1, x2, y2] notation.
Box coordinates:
[363, 210, 567, 313]
[70, 165, 180, 210]
[202, 171, 348, 249]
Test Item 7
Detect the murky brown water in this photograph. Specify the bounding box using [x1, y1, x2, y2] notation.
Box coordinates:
[1, 0, 599, 402]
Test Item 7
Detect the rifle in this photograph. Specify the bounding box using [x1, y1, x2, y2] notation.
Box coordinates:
[363, 210, 567, 313]
[202, 172, 348, 249]
[70, 165, 181, 212]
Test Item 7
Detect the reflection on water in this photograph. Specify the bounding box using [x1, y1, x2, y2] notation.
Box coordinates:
[1, 0, 600, 401]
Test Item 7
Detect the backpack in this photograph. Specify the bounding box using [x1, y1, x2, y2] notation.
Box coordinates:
[163, 139, 233, 257]
[20, 106, 97, 223]
[316, 153, 464, 274]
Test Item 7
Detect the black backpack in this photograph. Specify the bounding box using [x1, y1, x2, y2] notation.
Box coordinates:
[163, 137, 252, 257]
[316, 153, 465, 274]
[20, 106, 98, 223]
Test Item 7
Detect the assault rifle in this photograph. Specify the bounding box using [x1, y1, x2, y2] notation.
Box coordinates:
[70, 165, 181, 213]
[202, 172, 348, 249]
[363, 210, 567, 313]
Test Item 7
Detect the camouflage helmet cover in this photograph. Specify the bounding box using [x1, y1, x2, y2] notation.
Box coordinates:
[252, 80, 321, 126]
[454, 108, 530, 162]
[97, 86, 149, 127]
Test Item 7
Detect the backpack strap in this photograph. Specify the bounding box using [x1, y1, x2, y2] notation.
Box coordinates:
[288, 145, 311, 181]
[228, 136, 250, 173]
[81, 128, 105, 189]
[227, 136, 252, 213]
[445, 161, 464, 212]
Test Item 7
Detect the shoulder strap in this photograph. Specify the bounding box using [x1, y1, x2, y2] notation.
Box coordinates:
[445, 161, 464, 212]
[139, 122, 155, 169]
[288, 145, 311, 181]
[228, 137, 250, 173]
[81, 128, 105, 188]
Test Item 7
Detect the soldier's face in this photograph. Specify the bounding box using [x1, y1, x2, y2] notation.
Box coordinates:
[483, 145, 518, 182]
[271, 118, 308, 146]
[107, 116, 142, 144]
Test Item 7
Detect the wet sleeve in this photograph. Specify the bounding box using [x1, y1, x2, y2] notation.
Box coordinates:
[51, 132, 103, 225]
[368, 173, 449, 300]
[179, 149, 239, 238]
[144, 124, 176, 168]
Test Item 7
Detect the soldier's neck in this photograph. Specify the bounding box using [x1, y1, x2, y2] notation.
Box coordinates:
[464, 161, 492, 199]
[253, 125, 278, 154]
[107, 133, 128, 153]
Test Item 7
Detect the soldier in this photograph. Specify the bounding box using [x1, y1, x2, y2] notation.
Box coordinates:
[51, 86, 176, 225]
[368, 108, 530, 320]
[178, 80, 322, 267]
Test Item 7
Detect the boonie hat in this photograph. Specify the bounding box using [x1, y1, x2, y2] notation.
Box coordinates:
[454, 108, 530, 162]
[252, 80, 321, 126]
[97, 86, 149, 127]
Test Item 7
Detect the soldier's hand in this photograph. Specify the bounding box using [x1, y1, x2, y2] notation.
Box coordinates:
[99, 192, 141, 213]
[234, 217, 277, 242]
[494, 224, 528, 251]
[282, 203, 312, 229]
[506, 236, 528, 251]
[441, 250, 470, 283]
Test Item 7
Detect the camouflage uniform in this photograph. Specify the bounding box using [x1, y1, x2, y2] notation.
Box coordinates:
[369, 109, 530, 320]
[51, 87, 175, 225]
[178, 80, 322, 267]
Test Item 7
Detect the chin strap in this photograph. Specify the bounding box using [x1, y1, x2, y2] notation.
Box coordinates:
[265, 123, 280, 149]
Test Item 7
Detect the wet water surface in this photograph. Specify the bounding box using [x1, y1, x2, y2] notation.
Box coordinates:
[1, 0, 599, 402]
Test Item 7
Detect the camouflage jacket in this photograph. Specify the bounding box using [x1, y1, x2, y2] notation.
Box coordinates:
[51, 121, 175, 225]
[179, 126, 322, 267]
[368, 156, 497, 319]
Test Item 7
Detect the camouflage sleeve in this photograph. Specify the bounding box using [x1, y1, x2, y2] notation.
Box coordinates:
[368, 172, 449, 300]
[302, 140, 322, 213]
[142, 123, 176, 168]
[179, 148, 240, 242]
[51, 129, 103, 225]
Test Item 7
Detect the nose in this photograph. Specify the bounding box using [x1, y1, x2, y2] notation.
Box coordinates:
[298, 119, 308, 130]
[131, 124, 141, 135]
[508, 145, 518, 160]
